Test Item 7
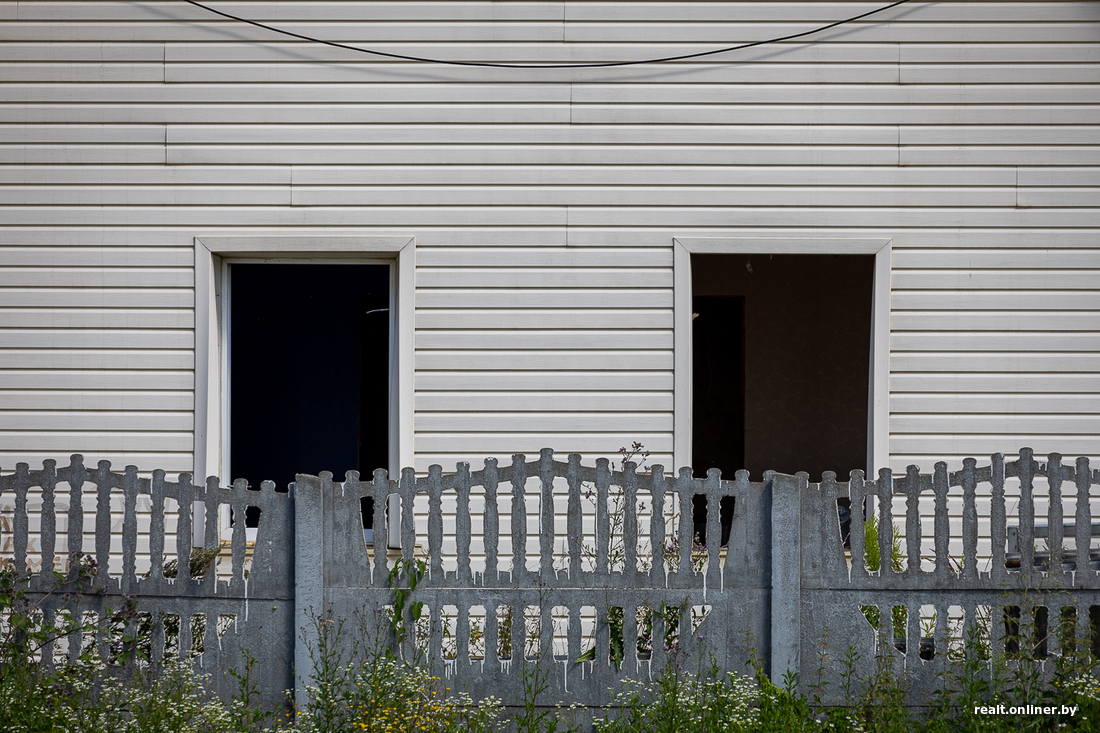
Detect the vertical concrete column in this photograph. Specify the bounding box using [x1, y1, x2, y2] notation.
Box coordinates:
[769, 472, 802, 684]
[294, 474, 323, 712]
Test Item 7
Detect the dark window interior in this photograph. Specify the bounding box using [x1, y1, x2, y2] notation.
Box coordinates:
[229, 264, 390, 530]
[691, 253, 874, 545]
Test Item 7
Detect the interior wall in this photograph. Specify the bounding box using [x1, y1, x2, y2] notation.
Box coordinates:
[692, 254, 874, 481]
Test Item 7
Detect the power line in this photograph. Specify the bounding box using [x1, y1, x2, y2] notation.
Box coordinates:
[183, 0, 912, 70]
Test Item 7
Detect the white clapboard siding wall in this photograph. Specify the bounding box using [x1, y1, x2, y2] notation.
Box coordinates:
[0, 1, 1097, 573]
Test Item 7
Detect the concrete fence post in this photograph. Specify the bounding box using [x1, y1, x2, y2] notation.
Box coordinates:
[769, 472, 802, 684]
[293, 473, 323, 713]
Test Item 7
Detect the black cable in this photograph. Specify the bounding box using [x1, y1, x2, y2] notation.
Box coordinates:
[183, 0, 912, 70]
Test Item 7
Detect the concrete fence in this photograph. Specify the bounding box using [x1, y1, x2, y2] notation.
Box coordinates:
[2, 448, 1099, 711]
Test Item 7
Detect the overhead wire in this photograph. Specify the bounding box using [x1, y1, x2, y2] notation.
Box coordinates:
[182, 0, 912, 70]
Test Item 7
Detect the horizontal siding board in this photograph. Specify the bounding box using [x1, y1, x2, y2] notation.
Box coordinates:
[0, 371, 193, 390]
[416, 391, 674, 411]
[890, 353, 1099, 373]
[167, 124, 897, 146]
[418, 413, 673, 432]
[893, 250, 1100, 269]
[0, 268, 191, 287]
[0, 248, 193, 266]
[901, 64, 1100, 85]
[1018, 188, 1100, 208]
[18, 2, 566, 21]
[565, 208, 1100, 228]
[416, 309, 672, 329]
[417, 290, 673, 308]
[891, 436, 1100, 455]
[890, 374, 1100, 393]
[170, 145, 902, 166]
[417, 350, 672, 370]
[0, 63, 163, 82]
[0, 186, 292, 206]
[165, 62, 902, 84]
[294, 166, 1018, 188]
[0, 305, 189, 325]
[563, 22, 1100, 44]
[891, 291, 1100, 310]
[416, 247, 672, 268]
[1, 84, 573, 104]
[0, 411, 193, 431]
[901, 43, 1100, 63]
[901, 126, 1100, 146]
[0, 431, 192, 452]
[0, 146, 166, 164]
[892, 271, 1100, 290]
[0, 289, 193, 308]
[0, 165, 293, 186]
[293, 186, 1016, 208]
[0, 390, 193, 411]
[165, 40, 902, 64]
[11, 104, 1097, 126]
[416, 268, 670, 288]
[0, 349, 193, 369]
[891, 393, 1100, 413]
[891, 312, 1100, 331]
[901, 147, 1100, 166]
[1018, 168, 1100, 187]
[891, 333, 1100, 351]
[570, 84, 1100, 105]
[0, 329, 192, 349]
[414, 433, 673, 454]
[891, 415, 1100, 434]
[415, 330, 673, 350]
[0, 453, 193, 472]
[415, 371, 673, 391]
[0, 42, 164, 61]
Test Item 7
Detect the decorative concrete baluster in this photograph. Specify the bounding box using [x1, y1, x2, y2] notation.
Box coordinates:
[650, 466, 666, 583]
[849, 470, 867, 579]
[1047, 454, 1065, 575]
[510, 454, 528, 586]
[13, 463, 28, 574]
[122, 466, 139, 594]
[904, 466, 921, 577]
[455, 463, 472, 585]
[676, 470, 694, 581]
[877, 468, 893, 576]
[427, 464, 444, 580]
[1075, 457, 1093, 586]
[990, 604, 1006, 657]
[457, 603, 470, 665]
[650, 611, 667, 671]
[595, 457, 611, 577]
[399, 467, 416, 565]
[511, 602, 525, 663]
[483, 458, 500, 583]
[203, 476, 220, 592]
[94, 460, 113, 587]
[370, 471, 390, 586]
[485, 601, 500, 665]
[623, 460, 639, 583]
[1019, 448, 1036, 581]
[149, 469, 166, 591]
[567, 603, 581, 668]
[990, 454, 1007, 582]
[595, 603, 611, 667]
[428, 605, 443, 664]
[906, 602, 919, 659]
[960, 458, 979, 581]
[540, 603, 553, 660]
[177, 473, 194, 583]
[231, 479, 248, 589]
[40, 460, 57, 581]
[150, 610, 165, 663]
[566, 454, 583, 581]
[66, 455, 87, 569]
[929, 463, 950, 578]
[252, 480, 279, 586]
[621, 604, 638, 672]
[539, 448, 556, 582]
[705, 469, 721, 588]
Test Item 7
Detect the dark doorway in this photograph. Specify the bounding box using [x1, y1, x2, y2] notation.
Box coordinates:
[229, 263, 391, 497]
[691, 253, 874, 482]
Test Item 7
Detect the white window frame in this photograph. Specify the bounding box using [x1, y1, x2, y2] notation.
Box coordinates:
[672, 237, 891, 478]
[194, 235, 415, 547]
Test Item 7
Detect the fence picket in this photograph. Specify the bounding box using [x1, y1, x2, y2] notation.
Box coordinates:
[1075, 456, 1093, 586]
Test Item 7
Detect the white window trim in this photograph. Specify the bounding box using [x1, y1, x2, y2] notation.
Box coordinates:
[672, 237, 891, 478]
[194, 235, 415, 546]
